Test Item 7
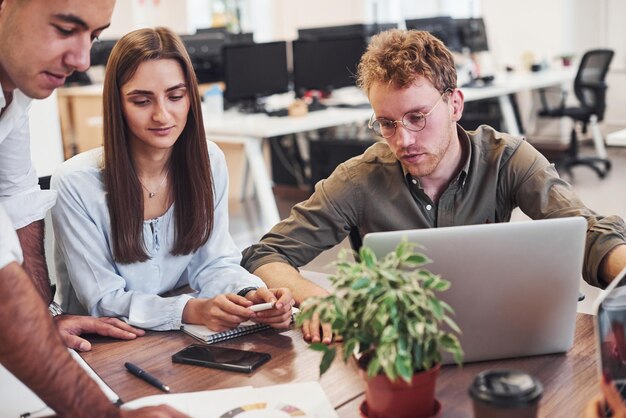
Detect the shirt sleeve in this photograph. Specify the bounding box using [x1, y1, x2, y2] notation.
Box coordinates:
[51, 170, 192, 331]
[241, 161, 359, 273]
[187, 142, 265, 296]
[0, 113, 57, 229]
[503, 140, 626, 287]
[0, 204, 23, 269]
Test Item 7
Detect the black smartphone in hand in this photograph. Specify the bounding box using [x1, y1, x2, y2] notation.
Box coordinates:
[172, 344, 271, 373]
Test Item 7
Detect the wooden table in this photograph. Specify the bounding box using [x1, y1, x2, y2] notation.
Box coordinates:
[81, 314, 598, 417]
[81, 326, 364, 414]
[340, 314, 598, 418]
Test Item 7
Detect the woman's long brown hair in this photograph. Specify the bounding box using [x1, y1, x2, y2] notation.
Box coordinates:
[103, 27, 213, 263]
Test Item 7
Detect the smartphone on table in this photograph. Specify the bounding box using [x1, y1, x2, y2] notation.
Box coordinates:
[172, 344, 271, 373]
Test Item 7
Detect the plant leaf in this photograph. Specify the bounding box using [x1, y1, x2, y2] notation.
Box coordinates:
[406, 254, 430, 266]
[319, 347, 336, 376]
[366, 355, 381, 377]
[442, 315, 461, 334]
[360, 247, 377, 268]
[351, 277, 370, 290]
[428, 298, 443, 319]
[309, 342, 329, 353]
[395, 352, 413, 383]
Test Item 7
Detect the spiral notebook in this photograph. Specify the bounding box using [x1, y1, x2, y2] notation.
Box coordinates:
[181, 308, 299, 344]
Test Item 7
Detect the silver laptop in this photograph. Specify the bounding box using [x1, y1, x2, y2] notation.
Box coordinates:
[362, 217, 586, 364]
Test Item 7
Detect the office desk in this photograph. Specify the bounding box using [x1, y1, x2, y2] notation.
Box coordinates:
[203, 68, 575, 231]
[81, 314, 597, 417]
[461, 68, 575, 137]
[204, 107, 372, 231]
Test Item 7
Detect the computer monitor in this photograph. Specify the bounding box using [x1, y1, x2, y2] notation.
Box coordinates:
[227, 32, 254, 44]
[297, 23, 397, 41]
[222, 41, 289, 108]
[195, 26, 229, 36]
[195, 27, 254, 44]
[90, 39, 118, 67]
[456, 17, 489, 52]
[180, 33, 227, 84]
[405, 16, 462, 53]
[292, 36, 366, 95]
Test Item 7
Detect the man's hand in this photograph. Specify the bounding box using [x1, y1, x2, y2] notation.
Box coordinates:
[300, 310, 334, 345]
[246, 287, 295, 329]
[583, 375, 626, 418]
[121, 405, 189, 417]
[54, 315, 145, 351]
[251, 263, 335, 344]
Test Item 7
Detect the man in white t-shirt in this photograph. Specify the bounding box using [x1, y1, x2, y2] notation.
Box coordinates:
[0, 0, 186, 416]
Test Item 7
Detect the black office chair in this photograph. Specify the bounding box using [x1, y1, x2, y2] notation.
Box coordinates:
[537, 49, 614, 178]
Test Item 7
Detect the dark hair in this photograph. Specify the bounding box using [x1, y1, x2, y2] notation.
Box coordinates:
[102, 27, 213, 263]
[357, 29, 457, 94]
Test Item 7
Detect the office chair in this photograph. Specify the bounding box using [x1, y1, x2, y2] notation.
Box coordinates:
[537, 49, 614, 178]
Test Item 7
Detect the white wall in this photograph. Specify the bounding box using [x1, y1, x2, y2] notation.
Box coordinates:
[250, 0, 368, 42]
[105, 0, 198, 38]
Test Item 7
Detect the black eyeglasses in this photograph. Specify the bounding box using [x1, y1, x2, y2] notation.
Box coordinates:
[368, 89, 452, 138]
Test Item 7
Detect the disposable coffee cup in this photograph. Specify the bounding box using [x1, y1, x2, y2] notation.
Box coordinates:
[469, 369, 543, 418]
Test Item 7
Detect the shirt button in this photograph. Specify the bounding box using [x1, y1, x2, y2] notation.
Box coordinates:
[412, 179, 417, 185]
[426, 205, 432, 210]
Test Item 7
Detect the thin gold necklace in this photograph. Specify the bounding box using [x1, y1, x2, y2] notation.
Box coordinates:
[139, 169, 169, 198]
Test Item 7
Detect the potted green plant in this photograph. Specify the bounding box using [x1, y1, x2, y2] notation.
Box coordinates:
[296, 240, 463, 418]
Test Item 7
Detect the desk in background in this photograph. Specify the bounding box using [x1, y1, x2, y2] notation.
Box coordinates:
[204, 68, 575, 230]
[80, 314, 597, 417]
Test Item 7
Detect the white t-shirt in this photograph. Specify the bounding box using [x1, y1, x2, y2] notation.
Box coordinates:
[0, 83, 57, 229]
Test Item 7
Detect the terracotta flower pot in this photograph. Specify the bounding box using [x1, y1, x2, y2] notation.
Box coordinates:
[358, 363, 441, 418]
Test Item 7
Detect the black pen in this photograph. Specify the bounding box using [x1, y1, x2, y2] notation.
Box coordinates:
[124, 362, 170, 392]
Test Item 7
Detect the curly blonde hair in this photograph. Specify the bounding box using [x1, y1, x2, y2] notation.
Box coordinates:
[357, 29, 457, 94]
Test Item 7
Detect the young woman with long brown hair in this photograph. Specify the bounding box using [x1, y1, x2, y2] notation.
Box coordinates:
[51, 27, 293, 332]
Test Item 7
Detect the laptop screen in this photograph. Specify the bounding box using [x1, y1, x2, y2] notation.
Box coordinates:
[596, 267, 626, 390]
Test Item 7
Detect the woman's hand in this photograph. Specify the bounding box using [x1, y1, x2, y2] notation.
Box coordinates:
[245, 287, 295, 329]
[182, 294, 254, 332]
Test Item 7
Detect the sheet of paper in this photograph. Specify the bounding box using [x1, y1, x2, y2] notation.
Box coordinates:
[122, 381, 339, 418]
[0, 349, 119, 418]
[122, 386, 255, 416]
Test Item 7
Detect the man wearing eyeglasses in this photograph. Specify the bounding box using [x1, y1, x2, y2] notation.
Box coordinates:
[241, 29, 626, 344]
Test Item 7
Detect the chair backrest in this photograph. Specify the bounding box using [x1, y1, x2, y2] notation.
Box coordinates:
[573, 49, 614, 120]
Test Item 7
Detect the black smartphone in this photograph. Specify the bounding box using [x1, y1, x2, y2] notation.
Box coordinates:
[172, 344, 271, 373]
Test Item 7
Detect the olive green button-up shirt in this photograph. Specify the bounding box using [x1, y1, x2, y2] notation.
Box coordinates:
[242, 125, 626, 288]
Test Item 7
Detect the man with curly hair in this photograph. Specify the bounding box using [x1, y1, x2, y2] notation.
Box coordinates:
[242, 29, 626, 344]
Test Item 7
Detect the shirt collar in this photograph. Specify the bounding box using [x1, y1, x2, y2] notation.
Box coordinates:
[402, 123, 472, 188]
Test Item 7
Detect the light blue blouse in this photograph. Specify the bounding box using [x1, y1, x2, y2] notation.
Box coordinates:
[51, 141, 264, 331]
